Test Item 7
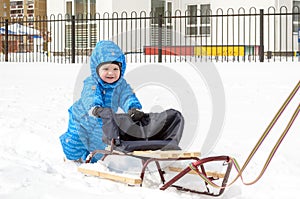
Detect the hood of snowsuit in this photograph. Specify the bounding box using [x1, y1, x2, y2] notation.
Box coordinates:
[89, 40, 126, 87]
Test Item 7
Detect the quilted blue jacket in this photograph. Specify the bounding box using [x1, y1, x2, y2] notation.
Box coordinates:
[60, 40, 142, 161]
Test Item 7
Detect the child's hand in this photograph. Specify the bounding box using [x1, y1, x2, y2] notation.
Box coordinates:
[128, 108, 146, 122]
[91, 106, 104, 117]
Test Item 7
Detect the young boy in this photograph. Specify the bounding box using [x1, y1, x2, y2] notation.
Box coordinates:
[59, 40, 144, 162]
[60, 40, 184, 163]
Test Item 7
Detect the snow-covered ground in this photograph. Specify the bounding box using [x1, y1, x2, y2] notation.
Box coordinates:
[0, 61, 299, 199]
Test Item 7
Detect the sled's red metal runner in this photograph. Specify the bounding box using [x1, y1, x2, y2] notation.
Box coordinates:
[85, 149, 232, 196]
[138, 156, 201, 184]
[160, 155, 233, 196]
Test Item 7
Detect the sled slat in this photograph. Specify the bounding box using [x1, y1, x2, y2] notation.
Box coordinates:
[167, 166, 225, 178]
[132, 150, 201, 158]
[78, 167, 142, 185]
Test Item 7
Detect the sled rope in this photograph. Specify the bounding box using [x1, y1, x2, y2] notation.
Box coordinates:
[190, 81, 300, 189]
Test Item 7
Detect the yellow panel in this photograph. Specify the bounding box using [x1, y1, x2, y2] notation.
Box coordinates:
[194, 46, 245, 56]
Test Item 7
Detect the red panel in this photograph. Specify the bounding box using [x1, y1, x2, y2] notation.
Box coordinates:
[144, 46, 194, 56]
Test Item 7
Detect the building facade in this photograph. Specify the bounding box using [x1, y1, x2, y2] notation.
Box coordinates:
[0, 0, 47, 53]
[10, 0, 47, 27]
[0, 0, 11, 20]
[45, 0, 300, 55]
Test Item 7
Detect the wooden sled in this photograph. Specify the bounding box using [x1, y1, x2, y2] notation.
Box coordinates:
[78, 148, 233, 196]
[78, 81, 299, 196]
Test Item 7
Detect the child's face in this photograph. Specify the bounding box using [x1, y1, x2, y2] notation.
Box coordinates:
[98, 63, 121, 84]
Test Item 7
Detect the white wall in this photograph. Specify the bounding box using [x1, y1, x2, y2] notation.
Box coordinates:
[179, 0, 299, 12]
[96, 0, 113, 14]
[211, 0, 276, 12]
[47, 0, 66, 16]
[179, 0, 279, 12]
[46, 0, 296, 16]
[112, 0, 150, 14]
[95, 0, 150, 14]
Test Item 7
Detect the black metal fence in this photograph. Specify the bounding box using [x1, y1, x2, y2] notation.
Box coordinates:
[1, 6, 300, 63]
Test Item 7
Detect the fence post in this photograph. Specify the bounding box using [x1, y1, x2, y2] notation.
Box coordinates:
[298, 28, 300, 62]
[259, 9, 264, 62]
[71, 15, 76, 63]
[5, 19, 8, 62]
[158, 14, 163, 63]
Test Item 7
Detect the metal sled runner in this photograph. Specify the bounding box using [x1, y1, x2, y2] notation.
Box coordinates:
[78, 148, 233, 196]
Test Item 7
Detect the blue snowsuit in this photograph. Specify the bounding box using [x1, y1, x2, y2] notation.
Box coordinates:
[59, 40, 142, 161]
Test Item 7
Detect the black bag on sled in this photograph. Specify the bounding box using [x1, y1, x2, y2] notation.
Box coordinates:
[98, 108, 184, 152]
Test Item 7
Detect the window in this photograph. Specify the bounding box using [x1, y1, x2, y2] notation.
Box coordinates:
[200, 26, 210, 35]
[151, 0, 165, 24]
[90, 0, 96, 16]
[11, 10, 23, 14]
[167, 2, 172, 23]
[186, 26, 197, 35]
[65, 0, 97, 49]
[200, 4, 211, 24]
[75, 0, 87, 15]
[150, 0, 173, 45]
[151, 1, 173, 24]
[186, 4, 211, 37]
[187, 5, 197, 25]
[293, 1, 300, 33]
[66, 1, 72, 17]
[200, 4, 211, 36]
[186, 5, 198, 36]
[74, 0, 96, 17]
